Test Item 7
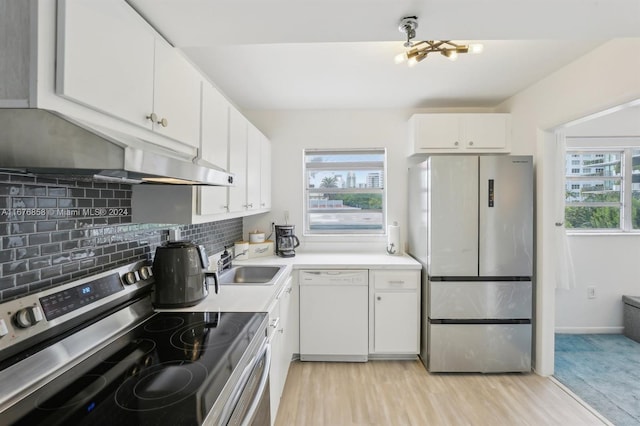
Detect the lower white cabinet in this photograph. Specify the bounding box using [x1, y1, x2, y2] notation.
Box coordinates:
[268, 276, 293, 425]
[369, 270, 420, 355]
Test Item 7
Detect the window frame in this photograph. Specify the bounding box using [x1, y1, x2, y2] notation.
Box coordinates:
[565, 140, 640, 233]
[302, 148, 387, 237]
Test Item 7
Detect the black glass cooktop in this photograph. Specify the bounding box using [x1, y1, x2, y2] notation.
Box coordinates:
[7, 311, 266, 426]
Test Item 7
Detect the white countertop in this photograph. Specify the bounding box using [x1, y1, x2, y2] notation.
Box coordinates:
[233, 252, 421, 270]
[157, 252, 420, 314]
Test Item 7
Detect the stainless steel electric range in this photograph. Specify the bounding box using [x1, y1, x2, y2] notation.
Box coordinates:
[0, 261, 270, 425]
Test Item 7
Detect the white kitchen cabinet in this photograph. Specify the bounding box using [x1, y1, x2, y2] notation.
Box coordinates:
[228, 107, 249, 213]
[150, 39, 201, 147]
[259, 133, 272, 210]
[227, 108, 271, 214]
[246, 123, 262, 211]
[369, 270, 420, 355]
[408, 113, 511, 155]
[268, 276, 293, 425]
[198, 82, 231, 216]
[56, 0, 201, 148]
[56, 0, 155, 130]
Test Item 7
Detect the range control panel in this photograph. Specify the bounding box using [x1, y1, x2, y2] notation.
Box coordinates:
[0, 262, 153, 351]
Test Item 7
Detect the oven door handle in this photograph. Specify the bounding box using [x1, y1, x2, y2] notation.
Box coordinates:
[241, 341, 271, 426]
[220, 336, 270, 423]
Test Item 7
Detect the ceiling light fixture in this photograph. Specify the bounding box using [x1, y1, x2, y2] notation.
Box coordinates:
[395, 16, 483, 66]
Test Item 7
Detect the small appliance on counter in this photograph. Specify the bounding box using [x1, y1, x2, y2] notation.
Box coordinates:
[152, 241, 219, 308]
[275, 225, 300, 257]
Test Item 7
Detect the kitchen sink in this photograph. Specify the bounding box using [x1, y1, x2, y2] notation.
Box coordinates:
[219, 265, 285, 286]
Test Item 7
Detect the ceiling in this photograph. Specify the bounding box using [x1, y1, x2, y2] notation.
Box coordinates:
[127, 0, 640, 110]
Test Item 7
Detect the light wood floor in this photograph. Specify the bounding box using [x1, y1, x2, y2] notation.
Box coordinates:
[275, 360, 606, 426]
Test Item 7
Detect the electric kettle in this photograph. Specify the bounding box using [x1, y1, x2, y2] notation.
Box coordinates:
[152, 241, 219, 308]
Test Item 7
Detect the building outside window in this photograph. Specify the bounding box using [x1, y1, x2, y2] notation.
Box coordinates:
[303, 149, 386, 235]
[564, 148, 640, 231]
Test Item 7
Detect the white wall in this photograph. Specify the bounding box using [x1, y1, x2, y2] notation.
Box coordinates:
[497, 38, 640, 374]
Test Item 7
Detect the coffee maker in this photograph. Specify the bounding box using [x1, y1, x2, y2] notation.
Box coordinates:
[275, 225, 300, 257]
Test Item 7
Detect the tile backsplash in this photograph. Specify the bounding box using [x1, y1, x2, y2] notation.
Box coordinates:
[0, 172, 242, 302]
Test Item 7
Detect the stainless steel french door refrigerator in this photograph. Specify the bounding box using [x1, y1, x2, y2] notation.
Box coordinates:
[408, 155, 533, 373]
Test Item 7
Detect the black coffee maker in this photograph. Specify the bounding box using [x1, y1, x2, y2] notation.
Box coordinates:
[275, 225, 300, 257]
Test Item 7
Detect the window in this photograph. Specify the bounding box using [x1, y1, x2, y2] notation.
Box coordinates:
[565, 148, 640, 231]
[303, 149, 386, 235]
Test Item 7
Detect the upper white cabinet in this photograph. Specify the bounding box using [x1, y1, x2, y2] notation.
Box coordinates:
[57, 0, 201, 148]
[150, 40, 201, 146]
[246, 123, 262, 211]
[56, 0, 155, 130]
[408, 113, 511, 155]
[198, 82, 231, 216]
[228, 108, 249, 213]
[260, 134, 272, 210]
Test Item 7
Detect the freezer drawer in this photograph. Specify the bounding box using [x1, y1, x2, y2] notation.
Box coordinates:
[429, 280, 532, 320]
[428, 323, 531, 373]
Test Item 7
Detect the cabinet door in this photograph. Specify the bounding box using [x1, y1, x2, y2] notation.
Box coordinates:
[260, 134, 272, 210]
[462, 114, 509, 150]
[268, 298, 283, 423]
[410, 114, 461, 152]
[227, 108, 248, 213]
[152, 40, 201, 147]
[198, 82, 229, 215]
[57, 0, 154, 129]
[374, 292, 418, 353]
[246, 123, 262, 211]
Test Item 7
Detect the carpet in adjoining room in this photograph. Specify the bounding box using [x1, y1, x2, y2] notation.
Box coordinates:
[554, 334, 640, 426]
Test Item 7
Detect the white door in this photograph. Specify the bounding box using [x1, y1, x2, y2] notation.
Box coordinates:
[374, 292, 418, 353]
[227, 108, 248, 213]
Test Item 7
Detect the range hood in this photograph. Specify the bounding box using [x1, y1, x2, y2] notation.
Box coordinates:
[0, 109, 234, 186]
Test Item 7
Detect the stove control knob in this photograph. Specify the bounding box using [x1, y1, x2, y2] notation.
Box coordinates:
[139, 266, 152, 280]
[123, 271, 138, 285]
[14, 306, 43, 329]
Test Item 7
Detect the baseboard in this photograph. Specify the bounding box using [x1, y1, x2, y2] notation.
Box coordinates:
[554, 326, 624, 334]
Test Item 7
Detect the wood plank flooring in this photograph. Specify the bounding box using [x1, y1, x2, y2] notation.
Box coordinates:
[275, 360, 606, 426]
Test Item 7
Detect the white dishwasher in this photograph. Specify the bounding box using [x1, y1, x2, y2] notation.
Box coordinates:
[299, 270, 369, 362]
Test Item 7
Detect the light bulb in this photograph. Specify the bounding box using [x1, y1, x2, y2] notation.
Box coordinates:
[442, 50, 458, 61]
[394, 52, 408, 64]
[469, 43, 484, 54]
[407, 57, 418, 67]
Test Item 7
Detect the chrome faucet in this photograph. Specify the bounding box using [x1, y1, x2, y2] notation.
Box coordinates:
[217, 246, 248, 272]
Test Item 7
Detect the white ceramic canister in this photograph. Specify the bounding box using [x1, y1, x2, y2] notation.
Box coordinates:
[248, 231, 266, 243]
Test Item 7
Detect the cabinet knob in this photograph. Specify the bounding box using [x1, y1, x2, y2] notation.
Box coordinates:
[468, 141, 474, 146]
[377, 296, 382, 301]
[454, 141, 459, 146]
[158, 117, 169, 127]
[146, 112, 158, 123]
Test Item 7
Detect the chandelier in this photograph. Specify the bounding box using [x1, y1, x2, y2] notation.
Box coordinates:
[395, 16, 483, 66]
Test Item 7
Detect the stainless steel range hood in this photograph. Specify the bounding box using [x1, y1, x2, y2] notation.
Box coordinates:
[0, 109, 234, 186]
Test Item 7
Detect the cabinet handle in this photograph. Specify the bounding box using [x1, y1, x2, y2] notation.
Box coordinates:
[454, 141, 459, 146]
[247, 203, 253, 208]
[270, 317, 280, 329]
[145, 113, 169, 127]
[468, 141, 474, 146]
[377, 296, 382, 301]
[222, 205, 229, 210]
[388, 280, 405, 285]
[286, 287, 292, 294]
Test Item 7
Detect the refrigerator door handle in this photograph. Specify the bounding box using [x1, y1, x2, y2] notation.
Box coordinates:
[488, 179, 494, 207]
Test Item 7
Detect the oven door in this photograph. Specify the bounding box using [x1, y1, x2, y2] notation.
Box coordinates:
[224, 337, 271, 426]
